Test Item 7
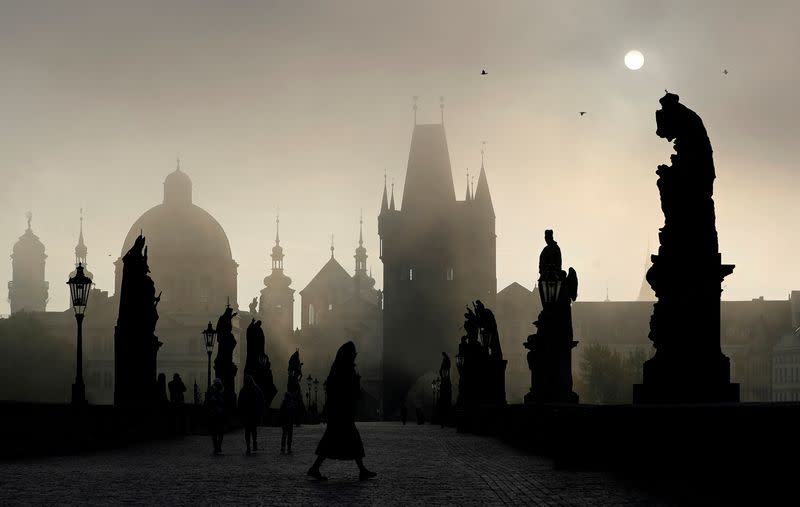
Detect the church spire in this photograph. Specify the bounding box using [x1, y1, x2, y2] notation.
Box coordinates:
[465, 169, 471, 201]
[389, 181, 396, 211]
[270, 209, 284, 272]
[75, 208, 87, 266]
[355, 210, 367, 276]
[330, 234, 335, 259]
[380, 171, 389, 214]
[473, 143, 494, 218]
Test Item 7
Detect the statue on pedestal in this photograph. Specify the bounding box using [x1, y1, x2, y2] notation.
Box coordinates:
[524, 229, 579, 404]
[633, 92, 738, 403]
[114, 234, 163, 407]
[456, 300, 507, 407]
[214, 304, 238, 409]
[244, 319, 278, 412]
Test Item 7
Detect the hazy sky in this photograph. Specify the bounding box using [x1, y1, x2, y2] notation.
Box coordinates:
[1, 0, 798, 322]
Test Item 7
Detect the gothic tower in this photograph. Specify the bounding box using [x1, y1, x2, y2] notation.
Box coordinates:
[260, 213, 295, 340]
[70, 209, 94, 280]
[379, 116, 496, 416]
[8, 212, 49, 313]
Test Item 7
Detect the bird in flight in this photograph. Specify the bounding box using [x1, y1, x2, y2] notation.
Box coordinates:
[481, 69, 487, 75]
[579, 111, 586, 116]
[723, 69, 728, 75]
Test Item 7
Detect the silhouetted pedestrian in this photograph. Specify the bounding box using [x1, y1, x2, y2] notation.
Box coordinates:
[307, 341, 377, 481]
[168, 373, 186, 404]
[238, 375, 265, 455]
[205, 378, 226, 455]
[280, 390, 299, 454]
[400, 403, 408, 425]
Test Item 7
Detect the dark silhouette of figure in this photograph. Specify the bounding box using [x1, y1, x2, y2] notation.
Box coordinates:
[457, 301, 507, 407]
[280, 390, 299, 454]
[481, 69, 487, 75]
[205, 378, 226, 455]
[113, 234, 162, 406]
[633, 92, 738, 403]
[438, 352, 452, 428]
[238, 375, 265, 455]
[475, 300, 502, 360]
[157, 373, 168, 404]
[248, 297, 258, 316]
[243, 319, 278, 412]
[168, 373, 186, 404]
[307, 341, 376, 481]
[524, 229, 579, 404]
[214, 305, 238, 409]
[193, 381, 201, 405]
[400, 403, 408, 425]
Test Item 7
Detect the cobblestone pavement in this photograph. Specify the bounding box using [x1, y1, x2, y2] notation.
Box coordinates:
[0, 423, 678, 506]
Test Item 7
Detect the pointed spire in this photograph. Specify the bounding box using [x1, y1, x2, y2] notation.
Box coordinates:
[389, 180, 396, 211]
[25, 211, 32, 231]
[75, 208, 87, 265]
[330, 234, 335, 259]
[359, 209, 364, 247]
[473, 144, 495, 218]
[275, 207, 281, 245]
[380, 170, 389, 213]
[465, 169, 471, 201]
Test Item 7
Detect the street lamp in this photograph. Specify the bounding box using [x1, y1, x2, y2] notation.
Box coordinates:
[313, 378, 319, 411]
[306, 374, 313, 409]
[67, 263, 92, 406]
[539, 271, 562, 304]
[201, 321, 216, 391]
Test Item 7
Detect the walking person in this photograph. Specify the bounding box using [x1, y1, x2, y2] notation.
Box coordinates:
[168, 373, 187, 434]
[238, 375, 265, 455]
[307, 341, 377, 481]
[279, 390, 298, 454]
[205, 378, 227, 455]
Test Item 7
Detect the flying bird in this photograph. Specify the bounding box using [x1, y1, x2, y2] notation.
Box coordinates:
[723, 69, 728, 75]
[481, 69, 487, 75]
[579, 111, 586, 116]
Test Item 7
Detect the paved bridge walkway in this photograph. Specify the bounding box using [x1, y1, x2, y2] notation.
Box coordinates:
[0, 422, 679, 505]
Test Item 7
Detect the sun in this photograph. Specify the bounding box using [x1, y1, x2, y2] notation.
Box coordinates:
[624, 50, 644, 70]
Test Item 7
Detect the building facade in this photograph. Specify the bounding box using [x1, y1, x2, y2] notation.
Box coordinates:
[379, 121, 496, 416]
[8, 212, 49, 314]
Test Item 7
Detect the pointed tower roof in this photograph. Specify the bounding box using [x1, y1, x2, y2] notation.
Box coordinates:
[265, 210, 291, 288]
[380, 171, 389, 214]
[473, 162, 494, 218]
[464, 169, 472, 201]
[354, 210, 368, 277]
[75, 208, 87, 261]
[400, 123, 456, 213]
[389, 182, 396, 211]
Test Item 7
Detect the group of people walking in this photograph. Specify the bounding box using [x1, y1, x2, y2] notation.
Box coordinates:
[203, 341, 376, 481]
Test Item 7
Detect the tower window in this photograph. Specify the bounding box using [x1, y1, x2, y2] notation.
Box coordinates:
[328, 303, 334, 311]
[447, 267, 454, 281]
[409, 268, 414, 281]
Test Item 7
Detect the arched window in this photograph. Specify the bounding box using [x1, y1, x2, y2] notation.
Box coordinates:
[446, 267, 454, 281]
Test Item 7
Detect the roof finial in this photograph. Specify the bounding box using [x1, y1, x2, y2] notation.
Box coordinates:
[390, 179, 396, 211]
[330, 233, 335, 258]
[481, 141, 486, 168]
[359, 209, 364, 247]
[275, 206, 280, 245]
[412, 96, 418, 125]
[440, 96, 445, 124]
[25, 211, 32, 231]
[176, 155, 181, 172]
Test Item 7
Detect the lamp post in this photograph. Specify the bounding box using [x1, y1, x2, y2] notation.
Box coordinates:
[306, 374, 313, 409]
[313, 378, 319, 412]
[202, 321, 216, 392]
[67, 263, 92, 406]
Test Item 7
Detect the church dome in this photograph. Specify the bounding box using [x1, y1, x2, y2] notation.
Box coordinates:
[115, 165, 237, 315]
[13, 228, 46, 258]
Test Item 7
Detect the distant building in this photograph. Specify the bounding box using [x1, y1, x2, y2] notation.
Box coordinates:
[379, 119, 496, 416]
[771, 329, 800, 401]
[295, 219, 383, 415]
[8, 212, 49, 314]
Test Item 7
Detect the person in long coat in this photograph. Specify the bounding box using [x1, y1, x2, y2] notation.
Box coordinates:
[238, 375, 265, 455]
[307, 341, 377, 481]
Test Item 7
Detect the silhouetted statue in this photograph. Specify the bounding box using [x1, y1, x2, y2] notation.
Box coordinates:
[456, 301, 507, 407]
[282, 349, 304, 453]
[633, 92, 739, 403]
[524, 229, 579, 404]
[168, 373, 186, 404]
[438, 352, 452, 428]
[307, 341, 377, 481]
[249, 297, 258, 316]
[113, 234, 163, 407]
[243, 319, 278, 411]
[214, 305, 238, 409]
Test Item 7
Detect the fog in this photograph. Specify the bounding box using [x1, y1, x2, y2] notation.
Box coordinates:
[1, 0, 798, 324]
